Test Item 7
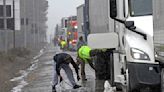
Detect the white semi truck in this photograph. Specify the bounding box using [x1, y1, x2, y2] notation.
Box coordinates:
[88, 0, 163, 92]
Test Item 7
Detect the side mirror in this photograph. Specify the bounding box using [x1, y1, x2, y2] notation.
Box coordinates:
[124, 21, 136, 30]
[110, 0, 117, 18]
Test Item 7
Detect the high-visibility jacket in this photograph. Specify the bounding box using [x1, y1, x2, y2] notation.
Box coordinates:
[78, 46, 91, 63]
[61, 41, 66, 48]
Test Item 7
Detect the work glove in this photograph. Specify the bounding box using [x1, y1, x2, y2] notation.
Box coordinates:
[77, 75, 80, 81]
[59, 76, 63, 83]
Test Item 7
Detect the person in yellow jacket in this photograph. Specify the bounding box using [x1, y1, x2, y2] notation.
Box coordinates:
[76, 46, 96, 81]
[60, 40, 67, 50]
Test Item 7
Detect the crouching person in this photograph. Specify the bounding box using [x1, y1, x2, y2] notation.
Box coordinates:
[52, 53, 81, 92]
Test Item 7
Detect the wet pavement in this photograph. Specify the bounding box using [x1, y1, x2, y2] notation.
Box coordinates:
[11, 44, 164, 92]
[11, 44, 106, 92]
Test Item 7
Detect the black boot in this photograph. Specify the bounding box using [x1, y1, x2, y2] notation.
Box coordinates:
[52, 85, 56, 92]
[73, 85, 81, 89]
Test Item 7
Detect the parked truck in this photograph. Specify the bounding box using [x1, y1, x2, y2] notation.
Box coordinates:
[153, 0, 164, 91]
[88, 0, 164, 92]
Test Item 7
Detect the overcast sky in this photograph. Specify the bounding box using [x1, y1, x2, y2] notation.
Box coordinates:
[47, 0, 84, 40]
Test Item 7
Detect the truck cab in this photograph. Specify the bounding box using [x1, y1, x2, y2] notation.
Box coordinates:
[88, 0, 161, 91]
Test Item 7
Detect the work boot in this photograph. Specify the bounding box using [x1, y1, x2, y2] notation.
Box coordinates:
[73, 85, 82, 89]
[52, 85, 56, 92]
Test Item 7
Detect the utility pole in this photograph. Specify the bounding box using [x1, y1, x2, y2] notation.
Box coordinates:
[36, 0, 39, 49]
[3, 0, 8, 53]
[33, 0, 36, 49]
[13, 0, 15, 48]
[24, 0, 27, 48]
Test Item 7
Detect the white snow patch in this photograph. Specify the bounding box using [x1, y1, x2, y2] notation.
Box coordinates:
[104, 80, 116, 92]
[10, 70, 28, 82]
[31, 59, 39, 64]
[33, 49, 44, 60]
[27, 62, 38, 71]
[11, 80, 28, 92]
[10, 59, 39, 92]
[10, 48, 46, 92]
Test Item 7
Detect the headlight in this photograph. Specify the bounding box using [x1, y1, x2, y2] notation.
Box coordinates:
[131, 48, 150, 60]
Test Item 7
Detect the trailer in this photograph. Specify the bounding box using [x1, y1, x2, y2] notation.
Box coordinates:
[88, 0, 164, 92]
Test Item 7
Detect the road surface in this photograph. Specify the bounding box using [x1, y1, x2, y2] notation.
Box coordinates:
[11, 44, 108, 92]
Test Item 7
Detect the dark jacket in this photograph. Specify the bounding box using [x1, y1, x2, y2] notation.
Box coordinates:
[77, 40, 86, 50]
[53, 53, 79, 76]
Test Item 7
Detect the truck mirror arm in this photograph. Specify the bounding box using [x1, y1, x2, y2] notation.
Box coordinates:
[112, 18, 147, 40]
[130, 28, 147, 40]
[113, 18, 125, 23]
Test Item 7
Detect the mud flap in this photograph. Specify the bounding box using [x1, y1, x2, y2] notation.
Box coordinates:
[92, 51, 111, 80]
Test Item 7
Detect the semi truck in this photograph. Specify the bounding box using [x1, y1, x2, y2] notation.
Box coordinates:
[87, 0, 164, 92]
[153, 0, 164, 91]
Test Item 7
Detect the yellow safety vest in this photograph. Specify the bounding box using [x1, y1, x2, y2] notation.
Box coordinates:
[78, 46, 91, 63]
[61, 41, 66, 48]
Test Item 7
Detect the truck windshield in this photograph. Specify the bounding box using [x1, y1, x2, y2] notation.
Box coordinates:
[129, 0, 152, 16]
